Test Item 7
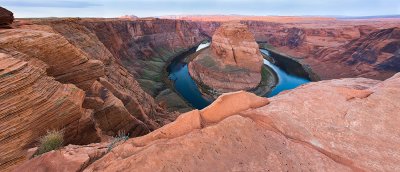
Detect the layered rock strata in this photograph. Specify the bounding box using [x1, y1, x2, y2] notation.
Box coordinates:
[0, 26, 150, 139]
[41, 18, 206, 112]
[78, 19, 206, 98]
[0, 53, 99, 170]
[0, 18, 204, 170]
[17, 73, 400, 171]
[192, 19, 400, 80]
[189, 22, 264, 95]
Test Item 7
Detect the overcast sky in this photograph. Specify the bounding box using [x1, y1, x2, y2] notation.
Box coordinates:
[1, 0, 399, 18]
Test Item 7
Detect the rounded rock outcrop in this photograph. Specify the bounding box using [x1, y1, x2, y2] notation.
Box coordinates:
[189, 22, 264, 96]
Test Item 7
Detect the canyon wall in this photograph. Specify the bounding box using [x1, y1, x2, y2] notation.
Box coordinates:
[191, 19, 400, 80]
[0, 18, 205, 170]
[78, 19, 206, 96]
[60, 18, 207, 112]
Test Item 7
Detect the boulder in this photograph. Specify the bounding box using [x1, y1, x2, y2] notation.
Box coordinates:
[0, 7, 13, 28]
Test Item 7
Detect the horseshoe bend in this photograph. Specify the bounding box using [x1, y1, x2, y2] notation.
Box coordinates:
[0, 4, 400, 172]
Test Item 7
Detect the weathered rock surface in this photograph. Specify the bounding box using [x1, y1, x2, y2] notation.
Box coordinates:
[0, 7, 13, 28]
[189, 22, 264, 94]
[14, 143, 109, 172]
[1, 19, 202, 170]
[195, 19, 400, 80]
[0, 27, 148, 139]
[22, 73, 400, 172]
[0, 53, 99, 171]
[0, 27, 105, 87]
[79, 19, 206, 98]
[210, 22, 264, 72]
[34, 18, 206, 112]
[319, 27, 400, 74]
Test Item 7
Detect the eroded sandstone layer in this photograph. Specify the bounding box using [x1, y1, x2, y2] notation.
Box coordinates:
[0, 16, 205, 170]
[189, 22, 264, 95]
[190, 18, 400, 80]
[16, 73, 400, 171]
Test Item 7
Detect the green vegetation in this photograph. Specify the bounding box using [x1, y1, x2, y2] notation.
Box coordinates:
[107, 130, 130, 152]
[36, 130, 64, 156]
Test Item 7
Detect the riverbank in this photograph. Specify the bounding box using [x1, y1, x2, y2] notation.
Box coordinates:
[163, 42, 319, 111]
[259, 43, 320, 81]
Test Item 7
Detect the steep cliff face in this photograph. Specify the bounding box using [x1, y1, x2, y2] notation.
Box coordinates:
[340, 28, 400, 70]
[0, 18, 205, 170]
[192, 20, 400, 80]
[18, 73, 400, 171]
[0, 52, 99, 170]
[78, 19, 206, 97]
[0, 24, 149, 170]
[311, 27, 400, 79]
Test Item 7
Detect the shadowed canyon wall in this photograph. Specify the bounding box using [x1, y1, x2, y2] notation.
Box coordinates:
[0, 18, 205, 170]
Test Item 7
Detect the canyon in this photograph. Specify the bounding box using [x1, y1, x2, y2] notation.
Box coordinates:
[186, 17, 400, 80]
[0, 6, 399, 171]
[0, 15, 205, 170]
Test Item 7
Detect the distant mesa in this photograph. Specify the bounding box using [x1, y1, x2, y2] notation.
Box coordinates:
[119, 15, 139, 20]
[0, 7, 14, 28]
[189, 22, 265, 98]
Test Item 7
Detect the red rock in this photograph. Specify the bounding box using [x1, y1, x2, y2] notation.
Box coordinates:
[0, 7, 13, 28]
[47, 19, 201, 117]
[81, 73, 399, 171]
[189, 22, 264, 94]
[13, 143, 109, 172]
[200, 91, 269, 124]
[0, 53, 99, 171]
[192, 19, 400, 80]
[210, 22, 264, 72]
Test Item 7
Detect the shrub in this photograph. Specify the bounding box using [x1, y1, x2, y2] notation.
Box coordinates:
[107, 130, 129, 152]
[36, 130, 64, 156]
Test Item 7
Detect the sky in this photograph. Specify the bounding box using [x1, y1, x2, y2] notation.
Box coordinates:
[1, 0, 400, 18]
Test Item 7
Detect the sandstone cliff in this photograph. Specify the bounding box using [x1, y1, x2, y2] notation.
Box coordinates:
[78, 19, 206, 97]
[192, 19, 400, 80]
[0, 52, 99, 170]
[0, 17, 205, 170]
[189, 22, 265, 96]
[16, 73, 400, 171]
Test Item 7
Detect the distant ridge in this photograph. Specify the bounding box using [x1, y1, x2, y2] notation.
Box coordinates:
[158, 15, 335, 22]
[335, 15, 400, 19]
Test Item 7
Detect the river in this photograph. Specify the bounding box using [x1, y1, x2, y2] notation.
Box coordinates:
[167, 43, 310, 109]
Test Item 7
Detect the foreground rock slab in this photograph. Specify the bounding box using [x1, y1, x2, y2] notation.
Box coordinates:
[21, 73, 400, 171]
